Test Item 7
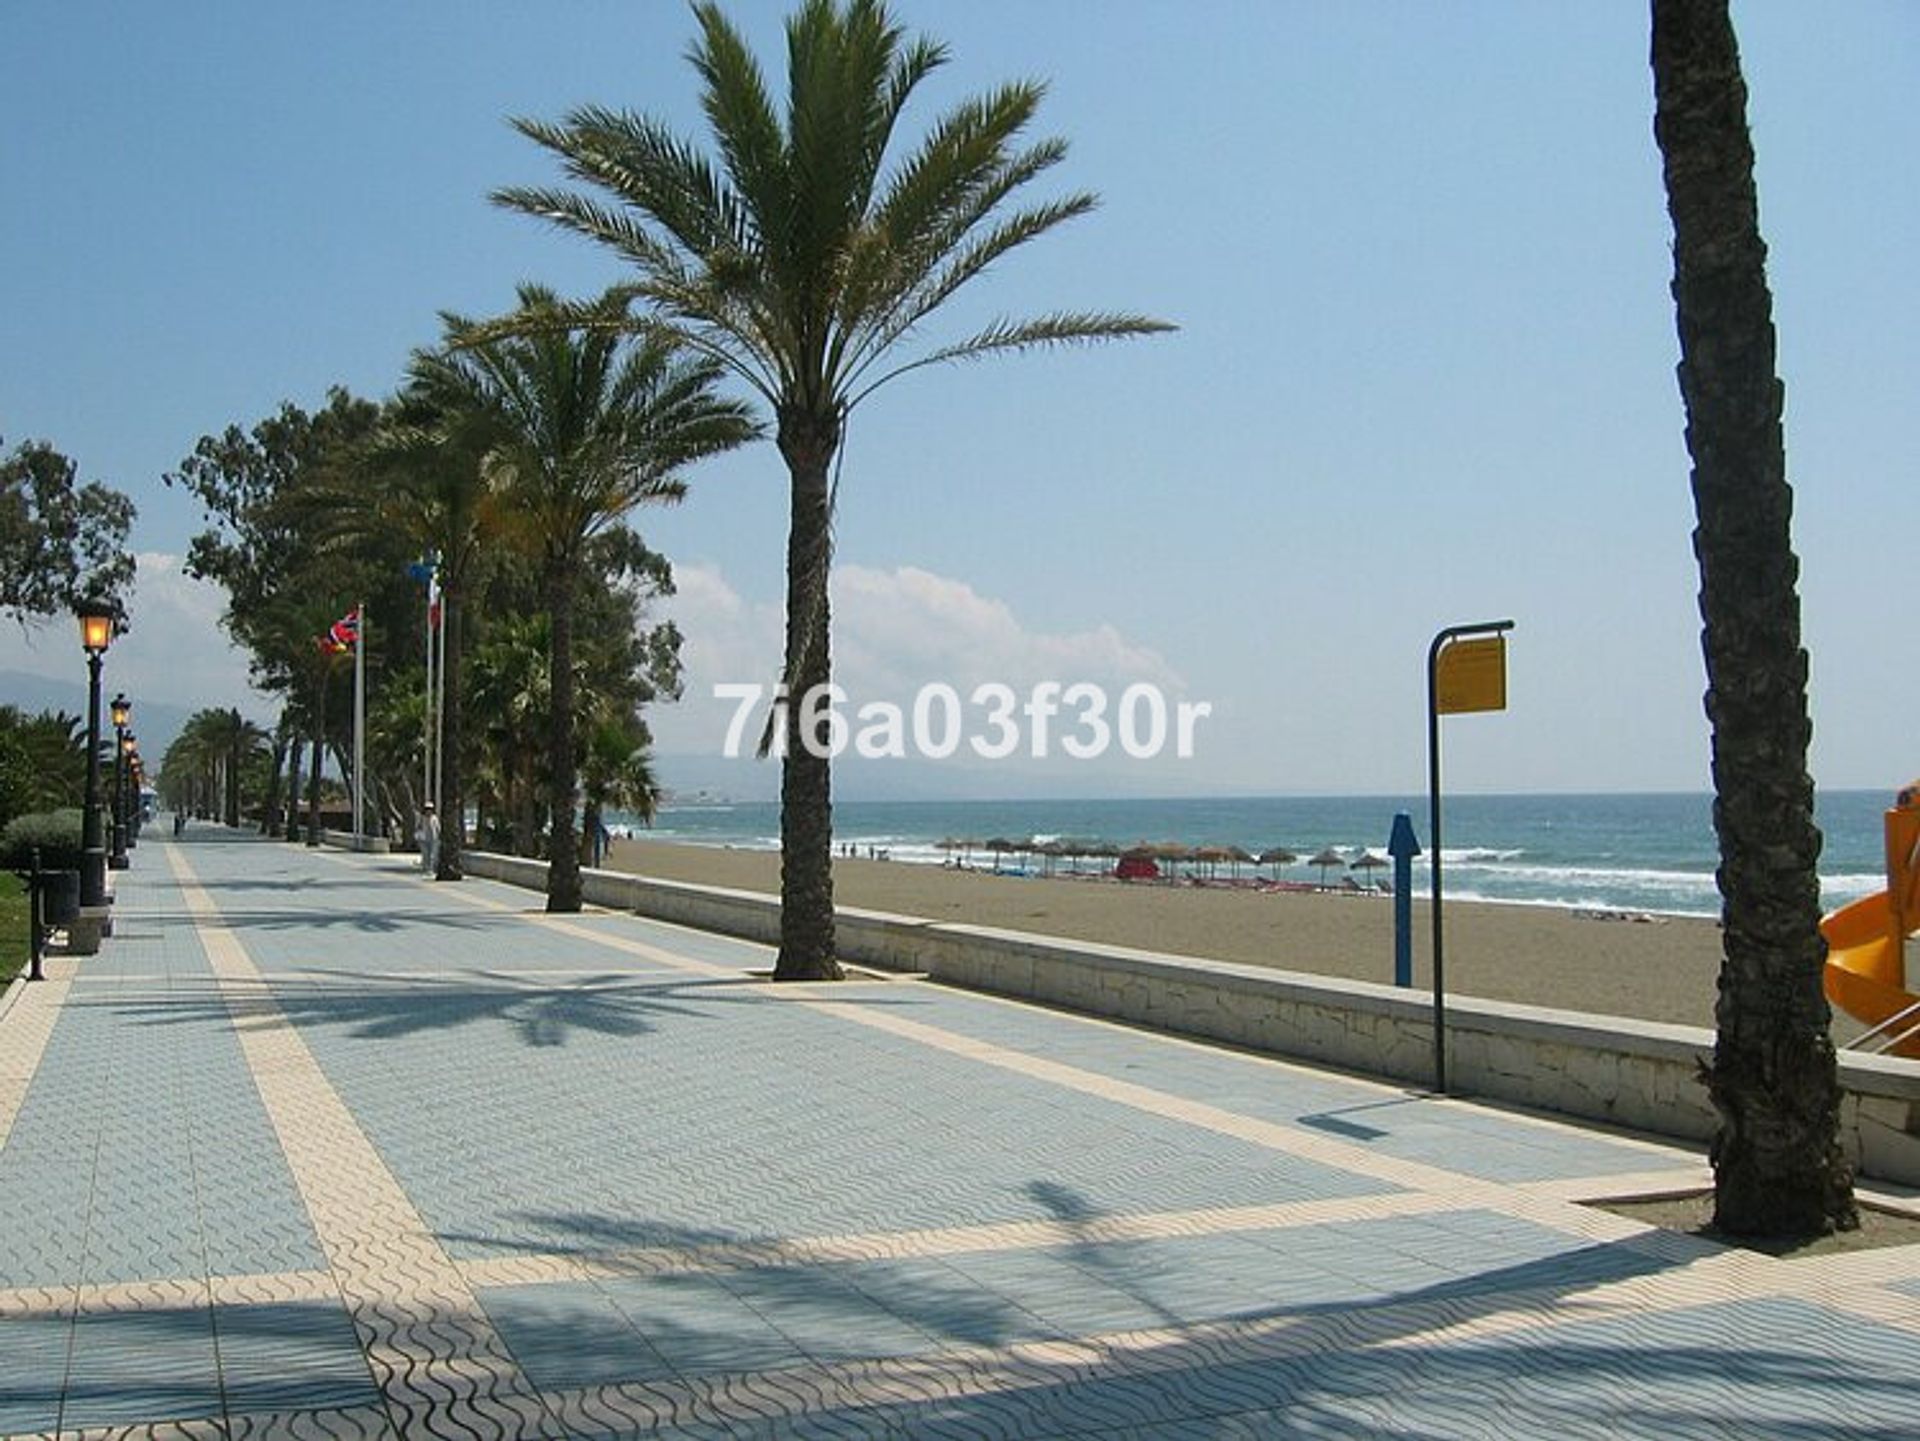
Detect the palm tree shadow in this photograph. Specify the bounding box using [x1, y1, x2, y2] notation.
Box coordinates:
[430, 1190, 1903, 1435]
[189, 906, 499, 934]
[91, 970, 775, 1048]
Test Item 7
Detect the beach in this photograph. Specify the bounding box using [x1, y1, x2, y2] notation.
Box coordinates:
[606, 838, 1727, 1028]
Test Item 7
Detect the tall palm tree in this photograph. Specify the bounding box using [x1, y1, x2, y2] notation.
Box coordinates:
[432, 286, 755, 911]
[495, 0, 1170, 977]
[1651, 0, 1854, 1237]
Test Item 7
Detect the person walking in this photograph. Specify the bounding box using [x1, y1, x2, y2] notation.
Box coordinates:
[417, 802, 440, 874]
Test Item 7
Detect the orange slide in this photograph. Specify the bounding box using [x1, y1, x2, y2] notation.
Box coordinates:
[1821, 785, 1920, 1059]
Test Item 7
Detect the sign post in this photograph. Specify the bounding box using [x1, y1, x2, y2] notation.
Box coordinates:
[1388, 813, 1420, 988]
[1426, 620, 1514, 1093]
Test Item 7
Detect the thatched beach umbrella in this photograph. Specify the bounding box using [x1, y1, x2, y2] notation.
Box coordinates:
[1308, 846, 1347, 886]
[1223, 844, 1255, 880]
[1258, 846, 1297, 880]
[1056, 836, 1092, 874]
[1194, 844, 1229, 880]
[985, 837, 1015, 873]
[1350, 851, 1389, 888]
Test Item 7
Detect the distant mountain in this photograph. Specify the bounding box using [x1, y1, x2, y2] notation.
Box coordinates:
[0, 669, 247, 771]
[649, 750, 1246, 804]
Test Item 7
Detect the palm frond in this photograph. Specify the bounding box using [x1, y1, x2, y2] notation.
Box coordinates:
[690, 3, 791, 252]
[848, 310, 1175, 408]
[839, 182, 1088, 386]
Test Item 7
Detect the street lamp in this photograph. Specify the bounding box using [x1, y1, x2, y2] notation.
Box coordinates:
[109, 694, 131, 870]
[76, 606, 114, 907]
[124, 736, 140, 848]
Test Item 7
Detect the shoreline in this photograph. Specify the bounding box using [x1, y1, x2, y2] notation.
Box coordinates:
[605, 836, 1728, 1029]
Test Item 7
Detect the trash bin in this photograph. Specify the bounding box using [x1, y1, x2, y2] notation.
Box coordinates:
[38, 869, 81, 926]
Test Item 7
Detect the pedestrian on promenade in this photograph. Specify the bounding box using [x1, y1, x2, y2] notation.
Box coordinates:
[417, 802, 440, 874]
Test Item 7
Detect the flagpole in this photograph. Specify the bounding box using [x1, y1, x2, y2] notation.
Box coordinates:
[433, 586, 446, 810]
[353, 599, 366, 845]
[423, 590, 434, 812]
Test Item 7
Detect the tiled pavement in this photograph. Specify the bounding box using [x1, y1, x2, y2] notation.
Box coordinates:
[1, 830, 1917, 1438]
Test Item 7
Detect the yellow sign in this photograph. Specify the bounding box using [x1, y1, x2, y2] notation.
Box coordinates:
[1435, 636, 1507, 715]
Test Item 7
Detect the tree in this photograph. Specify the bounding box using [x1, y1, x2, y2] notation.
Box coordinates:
[358, 361, 508, 882]
[430, 286, 754, 912]
[580, 716, 661, 867]
[496, 0, 1170, 976]
[0, 437, 136, 625]
[466, 611, 553, 857]
[0, 707, 85, 824]
[167, 708, 269, 827]
[169, 391, 386, 837]
[1650, 0, 1855, 1237]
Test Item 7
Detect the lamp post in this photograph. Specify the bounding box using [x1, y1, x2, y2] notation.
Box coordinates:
[109, 694, 131, 870]
[125, 738, 140, 848]
[77, 607, 114, 908]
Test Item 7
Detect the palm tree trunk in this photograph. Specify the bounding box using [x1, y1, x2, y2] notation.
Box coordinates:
[284, 736, 304, 842]
[1651, 0, 1854, 1238]
[435, 586, 465, 881]
[545, 556, 583, 912]
[261, 721, 289, 836]
[774, 411, 842, 981]
[225, 730, 242, 828]
[306, 671, 327, 846]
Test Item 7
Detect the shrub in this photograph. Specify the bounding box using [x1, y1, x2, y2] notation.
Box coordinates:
[0, 808, 86, 871]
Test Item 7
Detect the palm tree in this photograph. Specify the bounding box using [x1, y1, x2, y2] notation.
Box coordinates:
[1651, 0, 1854, 1238]
[429, 293, 755, 910]
[580, 713, 661, 866]
[495, 0, 1170, 977]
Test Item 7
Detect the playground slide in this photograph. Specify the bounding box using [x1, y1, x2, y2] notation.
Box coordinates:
[1822, 891, 1920, 1059]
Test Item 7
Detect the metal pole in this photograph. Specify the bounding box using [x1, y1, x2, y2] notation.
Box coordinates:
[1426, 637, 1447, 1093]
[109, 726, 128, 868]
[80, 650, 107, 908]
[423, 597, 433, 812]
[1425, 619, 1514, 1096]
[27, 847, 44, 983]
[435, 603, 445, 809]
[353, 601, 366, 845]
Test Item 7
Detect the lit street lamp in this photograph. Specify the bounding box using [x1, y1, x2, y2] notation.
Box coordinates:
[77, 607, 114, 908]
[109, 694, 131, 870]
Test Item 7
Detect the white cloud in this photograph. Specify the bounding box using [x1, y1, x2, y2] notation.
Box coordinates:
[0, 553, 267, 716]
[650, 561, 1186, 758]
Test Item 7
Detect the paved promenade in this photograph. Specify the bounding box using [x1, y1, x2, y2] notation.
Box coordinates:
[2, 828, 1917, 1438]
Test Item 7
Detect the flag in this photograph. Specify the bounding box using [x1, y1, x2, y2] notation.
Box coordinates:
[328, 606, 361, 652]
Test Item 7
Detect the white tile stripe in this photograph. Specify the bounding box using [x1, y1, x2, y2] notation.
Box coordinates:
[0, 961, 75, 1152]
[166, 847, 561, 1439]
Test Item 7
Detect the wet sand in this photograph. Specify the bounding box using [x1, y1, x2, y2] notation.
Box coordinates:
[606, 838, 1726, 1028]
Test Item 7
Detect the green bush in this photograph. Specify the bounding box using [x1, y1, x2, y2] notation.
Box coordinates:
[1, 808, 86, 871]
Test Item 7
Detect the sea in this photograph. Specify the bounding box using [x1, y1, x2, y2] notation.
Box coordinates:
[611, 790, 1895, 920]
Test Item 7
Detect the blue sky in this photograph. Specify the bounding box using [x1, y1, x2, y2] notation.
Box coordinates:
[3, 2, 1915, 797]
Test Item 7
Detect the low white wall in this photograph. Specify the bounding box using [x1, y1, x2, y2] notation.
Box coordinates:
[318, 829, 392, 854]
[462, 851, 1920, 1187]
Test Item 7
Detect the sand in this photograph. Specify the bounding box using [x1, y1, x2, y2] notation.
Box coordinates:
[605, 838, 1727, 1028]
